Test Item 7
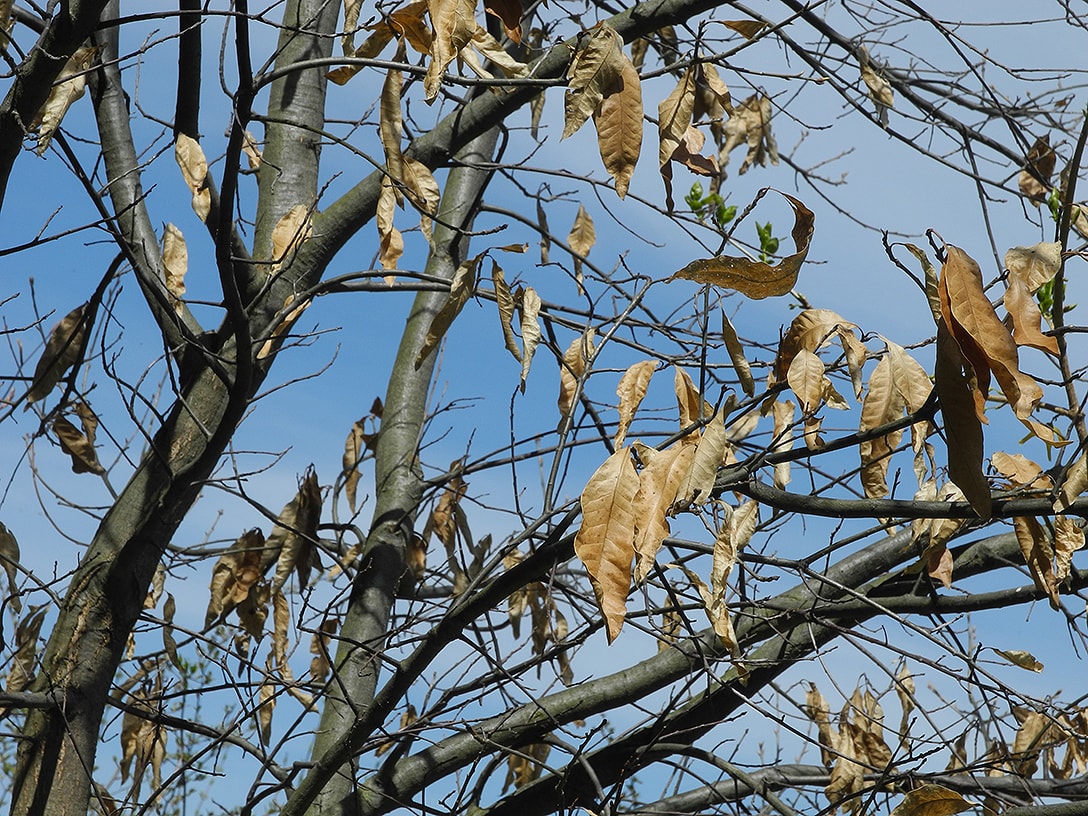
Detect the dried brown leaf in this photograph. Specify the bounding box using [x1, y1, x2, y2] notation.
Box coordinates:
[161, 223, 187, 313]
[484, 0, 522, 42]
[269, 468, 323, 592]
[53, 414, 104, 475]
[1054, 515, 1085, 582]
[33, 46, 97, 155]
[493, 263, 521, 362]
[614, 360, 656, 448]
[1013, 515, 1059, 609]
[657, 67, 696, 208]
[859, 355, 902, 499]
[632, 441, 695, 582]
[270, 205, 313, 273]
[377, 178, 404, 274]
[563, 23, 625, 139]
[0, 521, 20, 614]
[672, 193, 812, 299]
[994, 649, 1044, 672]
[519, 287, 541, 391]
[720, 19, 766, 39]
[27, 303, 87, 404]
[567, 204, 595, 291]
[991, 452, 1050, 490]
[1005, 275, 1059, 355]
[593, 51, 642, 199]
[859, 46, 894, 125]
[678, 409, 726, 506]
[175, 133, 211, 221]
[890, 784, 972, 816]
[1019, 136, 1056, 202]
[720, 310, 754, 396]
[574, 448, 640, 642]
[1006, 242, 1061, 293]
[718, 93, 778, 176]
[416, 254, 481, 368]
[771, 399, 794, 489]
[1055, 453, 1088, 513]
[558, 328, 595, 422]
[425, 0, 477, 101]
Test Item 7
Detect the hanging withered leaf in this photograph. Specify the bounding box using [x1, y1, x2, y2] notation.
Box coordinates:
[1004, 242, 1061, 355]
[380, 60, 406, 193]
[257, 293, 311, 361]
[677, 408, 727, 507]
[770, 399, 794, 489]
[614, 360, 656, 448]
[563, 23, 626, 139]
[719, 19, 767, 39]
[1054, 515, 1085, 581]
[657, 67, 696, 209]
[424, 0, 477, 101]
[464, 25, 529, 79]
[32, 45, 97, 155]
[593, 46, 642, 199]
[718, 94, 778, 176]
[175, 133, 211, 222]
[309, 616, 338, 682]
[493, 263, 521, 362]
[161, 223, 188, 314]
[258, 668, 275, 743]
[672, 192, 813, 298]
[415, 253, 483, 368]
[993, 649, 1044, 673]
[676, 563, 741, 659]
[858, 46, 894, 126]
[162, 593, 181, 669]
[574, 447, 640, 642]
[519, 287, 542, 391]
[1013, 515, 1059, 609]
[631, 441, 694, 583]
[4, 604, 47, 695]
[1019, 135, 1056, 202]
[1055, 453, 1087, 513]
[484, 0, 522, 42]
[377, 178, 404, 275]
[270, 205, 313, 274]
[205, 528, 266, 629]
[557, 328, 596, 422]
[27, 303, 88, 405]
[721, 310, 754, 397]
[53, 402, 104, 475]
[889, 783, 973, 816]
[269, 467, 323, 592]
[0, 521, 20, 614]
[567, 204, 595, 292]
[242, 130, 263, 170]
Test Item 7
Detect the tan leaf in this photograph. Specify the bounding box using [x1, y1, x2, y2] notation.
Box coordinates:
[468, 25, 528, 76]
[718, 93, 778, 176]
[563, 23, 625, 139]
[309, 616, 337, 682]
[673, 366, 708, 430]
[928, 539, 954, 589]
[242, 130, 262, 169]
[27, 303, 87, 404]
[1013, 515, 1059, 609]
[402, 155, 441, 241]
[1054, 515, 1085, 582]
[567, 204, 595, 291]
[269, 468, 323, 592]
[804, 684, 838, 768]
[380, 63, 405, 192]
[204, 529, 265, 628]
[668, 126, 719, 177]
[890, 784, 972, 816]
[934, 320, 991, 517]
[377, 178, 404, 274]
[162, 593, 181, 669]
[519, 287, 541, 391]
[771, 399, 794, 489]
[415, 253, 481, 368]
[678, 409, 727, 506]
[407, 532, 427, 581]
[631, 441, 695, 583]
[257, 293, 311, 361]
[504, 742, 551, 790]
[991, 452, 1050, 489]
[994, 649, 1044, 672]
[33, 46, 96, 155]
[672, 193, 813, 299]
[657, 67, 696, 208]
[342, 0, 363, 55]
[557, 328, 595, 422]
[270, 205, 313, 273]
[342, 418, 372, 513]
[1055, 453, 1088, 513]
[896, 663, 915, 735]
[424, 0, 477, 101]
[940, 244, 1042, 423]
[0, 521, 20, 614]
[858, 46, 894, 125]
[885, 340, 933, 412]
[4, 604, 47, 694]
[574, 448, 640, 642]
[904, 243, 942, 324]
[1019, 136, 1056, 202]
[484, 0, 522, 42]
[493, 263, 521, 361]
[53, 415, 105, 475]
[175, 133, 211, 221]
[859, 355, 902, 499]
[272, 588, 290, 668]
[721, 310, 754, 396]
[720, 19, 766, 39]
[593, 50, 642, 199]
[161, 223, 187, 313]
[388, 0, 433, 54]
[773, 308, 860, 382]
[787, 349, 825, 450]
[1005, 275, 1058, 355]
[614, 360, 656, 448]
[1006, 242, 1062, 293]
[258, 674, 275, 743]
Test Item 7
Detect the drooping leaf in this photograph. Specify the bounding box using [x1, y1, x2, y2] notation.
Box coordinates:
[161, 223, 188, 313]
[720, 310, 754, 396]
[1018, 135, 1056, 202]
[677, 408, 727, 506]
[309, 616, 337, 682]
[380, 63, 406, 193]
[858, 46, 894, 125]
[162, 593, 181, 669]
[773, 308, 860, 382]
[720, 19, 766, 39]
[859, 355, 902, 499]
[657, 67, 696, 208]
[53, 411, 105, 475]
[1005, 242, 1062, 293]
[257, 293, 311, 361]
[771, 399, 794, 489]
[1055, 453, 1087, 513]
[416, 253, 482, 368]
[991, 451, 1050, 489]
[574, 448, 640, 642]
[567, 204, 595, 291]
[4, 604, 46, 695]
[786, 348, 825, 450]
[678, 563, 740, 657]
[718, 93, 778, 176]
[593, 49, 642, 199]
[631, 440, 695, 583]
[0, 521, 20, 613]
[341, 0, 364, 55]
[1013, 515, 1059, 609]
[269, 468, 323, 592]
[377, 178, 404, 274]
[673, 366, 706, 430]
[889, 784, 972, 816]
[934, 320, 991, 517]
[904, 243, 942, 324]
[614, 360, 656, 448]
[484, 0, 522, 42]
[672, 193, 813, 299]
[425, 0, 477, 101]
[493, 262, 521, 362]
[175, 133, 211, 222]
[27, 303, 88, 405]
[467, 25, 528, 77]
[563, 23, 625, 139]
[33, 46, 97, 155]
[519, 287, 541, 391]
[558, 328, 595, 422]
[270, 205, 313, 274]
[994, 649, 1044, 673]
[1054, 515, 1085, 581]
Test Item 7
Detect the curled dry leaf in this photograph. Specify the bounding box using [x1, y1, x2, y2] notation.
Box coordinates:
[162, 593, 181, 670]
[991, 451, 1050, 490]
[27, 303, 88, 405]
[677, 409, 727, 506]
[631, 441, 695, 583]
[859, 355, 901, 499]
[415, 253, 482, 368]
[1055, 453, 1087, 513]
[1019, 135, 1056, 202]
[1013, 515, 1059, 609]
[270, 205, 313, 274]
[269, 467, 323, 592]
[242, 130, 262, 169]
[1006, 242, 1061, 293]
[33, 46, 97, 155]
[774, 308, 861, 383]
[786, 348, 825, 450]
[719, 94, 778, 176]
[402, 156, 441, 242]
[994, 649, 1044, 673]
[0, 521, 20, 614]
[53, 412, 105, 475]
[563, 23, 625, 140]
[721, 310, 754, 396]
[310, 616, 337, 682]
[614, 360, 656, 448]
[889, 783, 972, 816]
[484, 0, 522, 42]
[557, 328, 595, 422]
[380, 62, 406, 193]
[673, 366, 710, 430]
[771, 399, 794, 489]
[4, 604, 47, 696]
[677, 564, 740, 658]
[593, 49, 642, 199]
[175, 133, 211, 222]
[567, 204, 595, 291]
[519, 287, 541, 391]
[377, 178, 404, 274]
[205, 528, 266, 629]
[574, 447, 640, 642]
[424, 0, 477, 101]
[161, 223, 188, 313]
[858, 46, 894, 126]
[720, 19, 767, 40]
[657, 67, 696, 208]
[1054, 515, 1085, 581]
[493, 263, 521, 362]
[468, 25, 528, 77]
[672, 192, 813, 299]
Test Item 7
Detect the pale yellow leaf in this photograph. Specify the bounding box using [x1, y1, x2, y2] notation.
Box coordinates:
[786, 348, 824, 416]
[402, 156, 441, 241]
[859, 355, 903, 499]
[673, 366, 705, 430]
[175, 133, 211, 222]
[161, 223, 187, 313]
[1005, 242, 1062, 293]
[519, 287, 541, 391]
[858, 46, 894, 125]
[1054, 515, 1085, 581]
[33, 46, 96, 155]
[614, 360, 656, 448]
[380, 64, 405, 192]
[771, 399, 794, 489]
[632, 441, 695, 583]
[563, 23, 625, 139]
[257, 294, 311, 360]
[557, 328, 595, 421]
[242, 130, 262, 169]
[1055, 453, 1088, 513]
[270, 204, 313, 274]
[994, 649, 1044, 672]
[593, 50, 642, 198]
[672, 193, 812, 299]
[574, 448, 640, 642]
[721, 310, 754, 396]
